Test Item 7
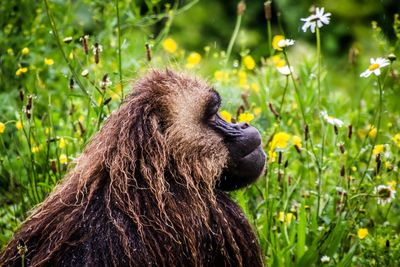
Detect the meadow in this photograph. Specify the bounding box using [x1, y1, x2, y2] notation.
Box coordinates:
[1, 0, 400, 266]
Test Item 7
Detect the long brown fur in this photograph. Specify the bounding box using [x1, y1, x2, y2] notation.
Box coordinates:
[1, 70, 263, 267]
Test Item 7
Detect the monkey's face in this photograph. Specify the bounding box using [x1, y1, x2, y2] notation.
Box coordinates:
[161, 72, 265, 191]
[205, 91, 266, 191]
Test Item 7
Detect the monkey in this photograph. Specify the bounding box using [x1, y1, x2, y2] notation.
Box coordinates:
[0, 69, 266, 267]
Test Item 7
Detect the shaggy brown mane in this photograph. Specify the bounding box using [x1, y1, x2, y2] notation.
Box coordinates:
[1, 70, 263, 267]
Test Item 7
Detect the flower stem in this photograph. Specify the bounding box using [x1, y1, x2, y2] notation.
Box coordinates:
[316, 27, 321, 107]
[43, 0, 97, 108]
[357, 77, 383, 188]
[225, 14, 242, 66]
[278, 76, 289, 115]
[115, 0, 124, 101]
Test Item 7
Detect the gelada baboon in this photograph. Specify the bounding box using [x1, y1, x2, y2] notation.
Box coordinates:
[1, 70, 266, 266]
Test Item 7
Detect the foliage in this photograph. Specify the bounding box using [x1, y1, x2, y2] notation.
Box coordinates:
[1, 0, 400, 265]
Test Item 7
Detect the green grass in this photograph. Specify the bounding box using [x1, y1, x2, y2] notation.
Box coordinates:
[1, 1, 400, 266]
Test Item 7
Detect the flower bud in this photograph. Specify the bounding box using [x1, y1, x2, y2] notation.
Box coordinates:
[264, 1, 272, 20]
[237, 1, 246, 16]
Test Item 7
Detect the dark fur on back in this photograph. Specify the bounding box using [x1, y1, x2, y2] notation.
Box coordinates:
[0, 70, 263, 267]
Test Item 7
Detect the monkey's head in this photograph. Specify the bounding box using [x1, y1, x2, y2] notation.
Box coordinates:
[115, 69, 266, 192]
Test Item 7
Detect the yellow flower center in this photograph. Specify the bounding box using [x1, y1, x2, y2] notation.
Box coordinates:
[368, 63, 379, 71]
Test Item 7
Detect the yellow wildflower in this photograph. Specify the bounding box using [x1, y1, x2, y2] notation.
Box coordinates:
[59, 154, 68, 164]
[0, 122, 5, 134]
[293, 135, 302, 149]
[253, 107, 262, 116]
[372, 144, 385, 156]
[186, 52, 202, 68]
[385, 162, 393, 171]
[214, 70, 230, 82]
[392, 133, 400, 147]
[59, 137, 67, 149]
[357, 228, 368, 239]
[250, 82, 260, 93]
[162, 38, 177, 54]
[368, 125, 377, 138]
[220, 110, 232, 123]
[237, 112, 254, 124]
[44, 58, 54, 65]
[238, 70, 248, 89]
[243, 55, 256, 70]
[269, 132, 290, 162]
[272, 35, 285, 51]
[271, 55, 285, 67]
[31, 146, 40, 153]
[387, 180, 396, 189]
[21, 47, 30, 55]
[270, 132, 290, 150]
[278, 212, 295, 223]
[16, 67, 28, 76]
[16, 121, 23, 130]
[7, 48, 14, 55]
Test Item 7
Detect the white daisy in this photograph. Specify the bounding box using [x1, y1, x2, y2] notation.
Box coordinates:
[320, 111, 344, 127]
[360, 57, 390, 77]
[373, 185, 396, 205]
[277, 65, 294, 76]
[320, 255, 330, 263]
[301, 7, 331, 33]
[278, 39, 295, 48]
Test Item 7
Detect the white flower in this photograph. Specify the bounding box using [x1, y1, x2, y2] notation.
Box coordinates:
[360, 57, 390, 77]
[301, 7, 331, 33]
[81, 69, 89, 77]
[92, 44, 103, 54]
[99, 77, 112, 88]
[373, 185, 396, 205]
[278, 39, 295, 48]
[320, 255, 330, 263]
[277, 65, 294, 76]
[320, 111, 344, 127]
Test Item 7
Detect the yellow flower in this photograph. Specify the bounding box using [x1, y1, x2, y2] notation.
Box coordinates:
[16, 67, 28, 76]
[368, 124, 377, 138]
[237, 112, 254, 124]
[385, 162, 393, 170]
[220, 110, 232, 123]
[387, 180, 396, 189]
[271, 55, 285, 67]
[162, 38, 177, 54]
[357, 228, 368, 239]
[243, 55, 256, 70]
[214, 70, 230, 83]
[21, 47, 30, 55]
[269, 132, 290, 162]
[16, 121, 23, 130]
[250, 82, 260, 93]
[253, 107, 262, 116]
[7, 48, 14, 55]
[31, 146, 40, 153]
[372, 144, 385, 156]
[59, 154, 68, 164]
[278, 212, 295, 223]
[270, 132, 290, 150]
[0, 122, 5, 134]
[44, 58, 54, 65]
[59, 137, 67, 149]
[186, 52, 202, 68]
[293, 135, 302, 149]
[272, 35, 285, 51]
[392, 133, 400, 147]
